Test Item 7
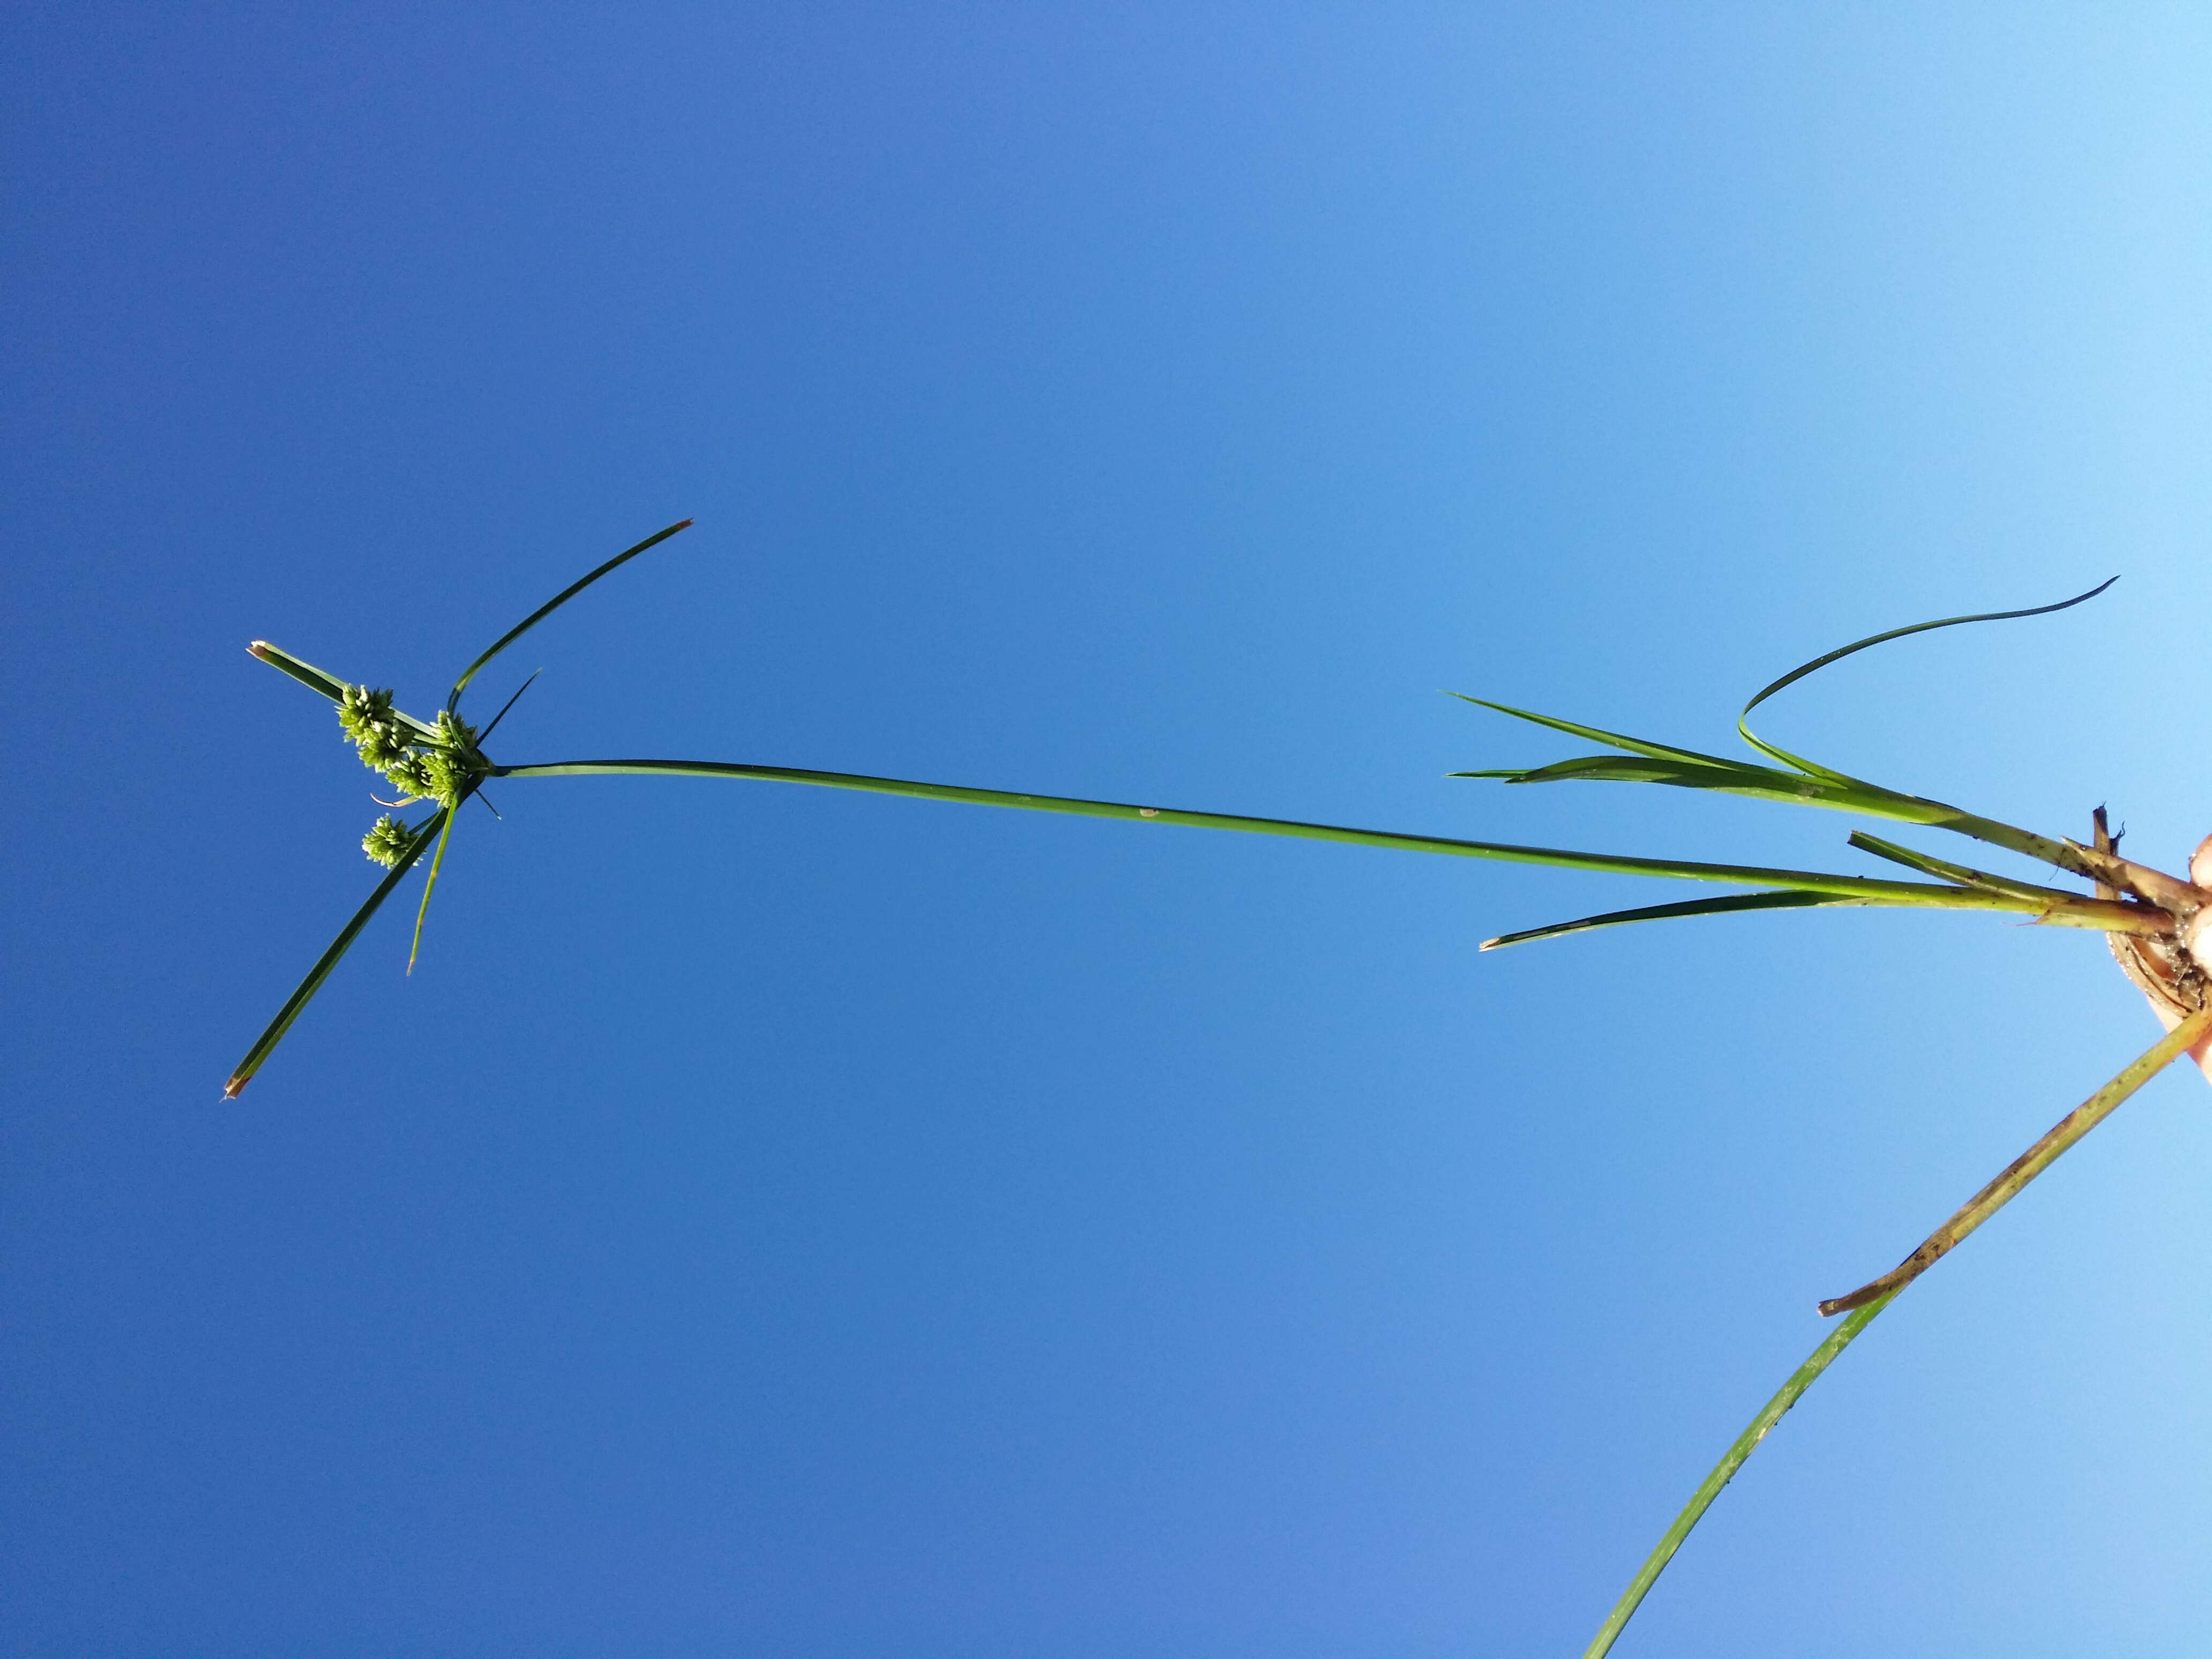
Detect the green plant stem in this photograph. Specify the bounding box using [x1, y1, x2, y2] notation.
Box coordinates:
[1581, 1291, 1897, 1659]
[1819, 1005, 2212, 1314]
[491, 757, 2165, 933]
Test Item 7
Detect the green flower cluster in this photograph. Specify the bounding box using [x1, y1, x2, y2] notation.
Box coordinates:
[361, 813, 421, 869]
[340, 689, 488, 861]
[338, 684, 413, 769]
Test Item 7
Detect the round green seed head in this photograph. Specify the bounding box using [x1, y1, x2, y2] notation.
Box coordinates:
[362, 813, 419, 868]
[434, 709, 480, 752]
[381, 754, 437, 803]
[338, 685, 397, 744]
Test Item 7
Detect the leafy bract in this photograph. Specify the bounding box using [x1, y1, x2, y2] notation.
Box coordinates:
[249, 641, 439, 738]
[446, 518, 692, 714]
[223, 808, 449, 1096]
[407, 806, 459, 973]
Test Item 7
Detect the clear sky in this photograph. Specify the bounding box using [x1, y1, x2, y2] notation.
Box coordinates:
[8, 5, 2212, 1654]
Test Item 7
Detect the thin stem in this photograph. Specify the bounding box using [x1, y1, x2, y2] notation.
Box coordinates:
[491, 757, 2166, 932]
[1581, 1292, 1897, 1659]
[1819, 1005, 2212, 1314]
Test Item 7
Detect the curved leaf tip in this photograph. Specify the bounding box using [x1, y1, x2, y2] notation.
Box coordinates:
[1737, 576, 2119, 778]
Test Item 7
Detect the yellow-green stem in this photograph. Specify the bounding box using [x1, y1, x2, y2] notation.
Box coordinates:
[1819, 1005, 2212, 1314]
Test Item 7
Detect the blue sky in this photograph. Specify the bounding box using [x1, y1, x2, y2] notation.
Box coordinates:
[8, 5, 2212, 1654]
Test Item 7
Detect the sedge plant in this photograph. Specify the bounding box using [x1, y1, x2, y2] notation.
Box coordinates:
[229, 521, 2212, 1654]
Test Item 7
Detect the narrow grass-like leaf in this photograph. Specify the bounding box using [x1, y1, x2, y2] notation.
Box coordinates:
[1736, 576, 2117, 780]
[1478, 890, 1848, 952]
[222, 808, 448, 1096]
[1454, 706, 2082, 875]
[447, 519, 693, 713]
[1845, 831, 2102, 906]
[1734, 579, 2114, 796]
[1456, 584, 2120, 876]
[1587, 995, 2207, 1655]
[1459, 751, 1880, 808]
[1446, 694, 1746, 771]
[491, 757, 2164, 933]
[406, 804, 459, 973]
[249, 641, 440, 738]
[1458, 755, 1786, 789]
[1581, 1291, 1898, 1659]
[1819, 1004, 2212, 1314]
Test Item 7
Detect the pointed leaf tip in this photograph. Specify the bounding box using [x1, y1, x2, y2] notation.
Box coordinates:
[1737, 576, 2123, 780]
[448, 518, 697, 712]
[222, 804, 448, 1096]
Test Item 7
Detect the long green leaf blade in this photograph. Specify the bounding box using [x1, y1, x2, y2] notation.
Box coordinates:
[223, 808, 449, 1096]
[1452, 700, 2084, 875]
[1584, 993, 2203, 1657]
[1735, 578, 2118, 781]
[1581, 1292, 1899, 1659]
[1478, 890, 1850, 951]
[1458, 753, 1901, 812]
[1446, 694, 1746, 770]
[447, 519, 693, 713]
[1458, 755, 1784, 788]
[491, 757, 2129, 919]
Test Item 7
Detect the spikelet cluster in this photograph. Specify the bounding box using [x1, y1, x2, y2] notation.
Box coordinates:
[339, 690, 488, 861]
[338, 685, 413, 769]
[361, 813, 420, 869]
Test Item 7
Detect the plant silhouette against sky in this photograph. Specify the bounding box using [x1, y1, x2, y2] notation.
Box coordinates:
[231, 522, 2212, 1655]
